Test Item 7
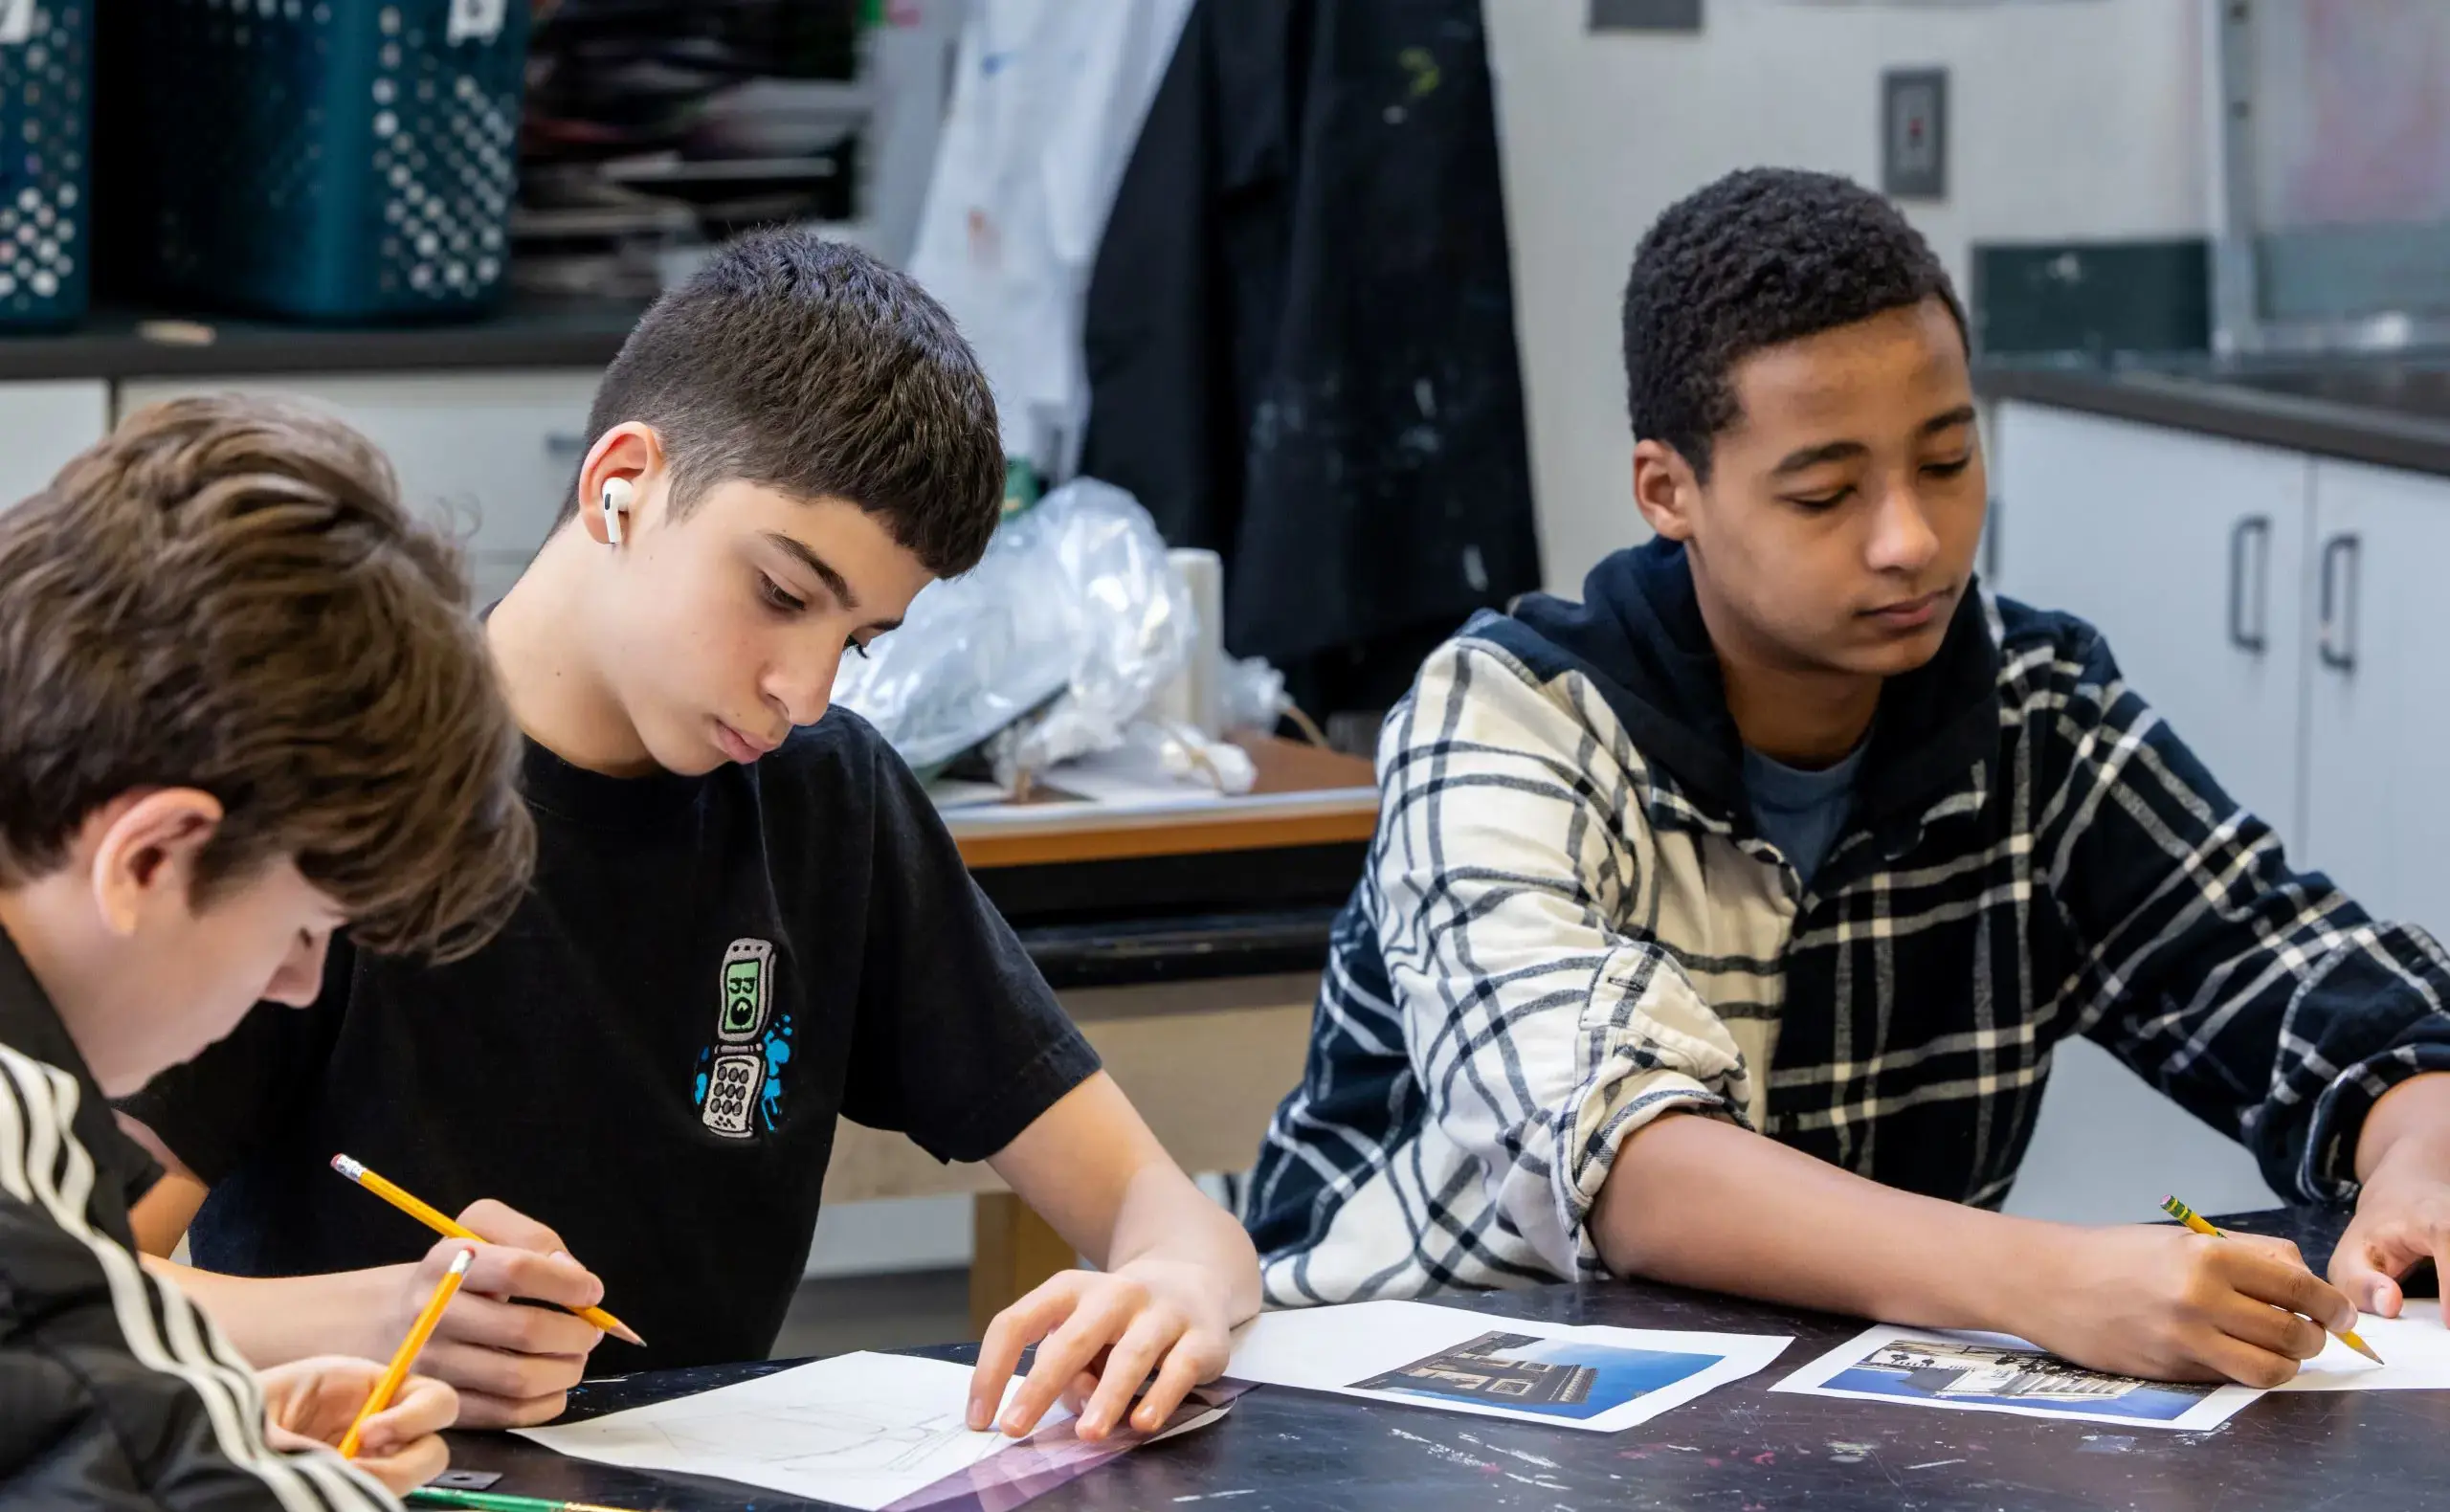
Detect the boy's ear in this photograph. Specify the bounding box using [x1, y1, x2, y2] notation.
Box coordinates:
[578, 422, 669, 546]
[1633, 439, 1699, 543]
[87, 789, 225, 937]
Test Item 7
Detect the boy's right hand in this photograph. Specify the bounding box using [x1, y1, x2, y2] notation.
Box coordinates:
[360, 1199, 608, 1428]
[2016, 1225, 2356, 1389]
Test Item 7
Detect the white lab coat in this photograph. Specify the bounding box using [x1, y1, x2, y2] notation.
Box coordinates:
[907, 0, 1196, 478]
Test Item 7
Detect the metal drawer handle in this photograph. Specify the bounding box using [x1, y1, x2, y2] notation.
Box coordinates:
[2227, 514, 2269, 654]
[2318, 531, 2360, 673]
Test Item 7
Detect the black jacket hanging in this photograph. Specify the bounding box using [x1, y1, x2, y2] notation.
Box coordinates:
[1081, 0, 1542, 700]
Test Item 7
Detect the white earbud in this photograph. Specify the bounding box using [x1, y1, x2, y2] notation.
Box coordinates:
[599, 476, 635, 546]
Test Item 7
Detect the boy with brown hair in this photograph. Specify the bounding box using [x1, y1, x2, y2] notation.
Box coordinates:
[122, 230, 1260, 1440]
[0, 396, 536, 1506]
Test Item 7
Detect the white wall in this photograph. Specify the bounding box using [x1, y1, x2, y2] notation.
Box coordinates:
[1486, 0, 2212, 593]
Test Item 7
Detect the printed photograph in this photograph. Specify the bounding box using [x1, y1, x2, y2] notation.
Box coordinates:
[1350, 1330, 1722, 1421]
[1823, 1337, 2222, 1423]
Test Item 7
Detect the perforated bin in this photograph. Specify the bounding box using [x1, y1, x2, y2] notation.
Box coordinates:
[113, 0, 530, 322]
[0, 2, 93, 328]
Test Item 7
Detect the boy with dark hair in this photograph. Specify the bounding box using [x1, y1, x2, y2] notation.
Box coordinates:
[0, 396, 537, 1505]
[1250, 168, 2450, 1388]
[122, 230, 1259, 1440]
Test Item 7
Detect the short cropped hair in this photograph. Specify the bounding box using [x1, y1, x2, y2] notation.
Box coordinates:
[0, 396, 535, 961]
[1622, 167, 1966, 480]
[566, 229, 1004, 577]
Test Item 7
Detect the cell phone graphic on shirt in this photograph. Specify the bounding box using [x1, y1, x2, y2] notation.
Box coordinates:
[718, 938, 774, 1044]
[702, 1051, 767, 1139]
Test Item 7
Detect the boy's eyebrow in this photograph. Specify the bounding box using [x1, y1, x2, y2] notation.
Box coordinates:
[1768, 406, 1977, 476]
[763, 531, 859, 611]
[1770, 439, 1868, 476]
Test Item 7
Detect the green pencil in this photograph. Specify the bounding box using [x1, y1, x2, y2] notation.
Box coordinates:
[403, 1489, 636, 1512]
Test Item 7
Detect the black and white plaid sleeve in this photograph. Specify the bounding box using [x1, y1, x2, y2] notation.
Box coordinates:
[2036, 626, 2450, 1200]
[1369, 636, 1773, 1279]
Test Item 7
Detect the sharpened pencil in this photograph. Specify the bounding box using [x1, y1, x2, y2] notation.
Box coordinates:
[330, 1153, 646, 1347]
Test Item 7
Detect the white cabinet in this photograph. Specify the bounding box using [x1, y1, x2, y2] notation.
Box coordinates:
[119, 369, 602, 603]
[1996, 402, 2450, 1220]
[1993, 400, 2289, 1220]
[2302, 458, 2450, 938]
[1993, 402, 2313, 842]
[0, 379, 110, 511]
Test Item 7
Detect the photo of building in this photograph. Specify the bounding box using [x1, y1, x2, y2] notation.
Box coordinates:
[1356, 1332, 1599, 1407]
[1859, 1339, 2144, 1405]
[1814, 1333, 2226, 1424]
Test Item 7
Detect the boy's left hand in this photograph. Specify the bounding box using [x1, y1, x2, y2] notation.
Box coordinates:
[2331, 1126, 2450, 1319]
[259, 1356, 458, 1495]
[967, 1257, 1233, 1441]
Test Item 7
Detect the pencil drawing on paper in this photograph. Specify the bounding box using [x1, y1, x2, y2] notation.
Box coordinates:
[515, 1352, 1019, 1511]
[645, 1404, 982, 1475]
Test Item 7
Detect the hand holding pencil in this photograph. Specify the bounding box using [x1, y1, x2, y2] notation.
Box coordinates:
[333, 1156, 644, 1345]
[330, 1154, 636, 1430]
[2012, 1208, 2366, 1390]
[257, 1349, 458, 1496]
[2161, 1195, 2383, 1364]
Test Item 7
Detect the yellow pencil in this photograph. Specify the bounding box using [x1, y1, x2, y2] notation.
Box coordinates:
[2160, 1193, 2382, 1364]
[330, 1154, 646, 1346]
[339, 1247, 471, 1458]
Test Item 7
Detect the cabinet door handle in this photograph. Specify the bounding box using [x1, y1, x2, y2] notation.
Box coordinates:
[2318, 531, 2361, 673]
[2227, 514, 2269, 653]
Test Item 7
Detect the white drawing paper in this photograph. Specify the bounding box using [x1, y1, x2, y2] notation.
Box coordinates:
[2281, 1300, 2450, 1391]
[1225, 1299, 1791, 1433]
[514, 1351, 1066, 1511]
[1771, 1324, 2263, 1431]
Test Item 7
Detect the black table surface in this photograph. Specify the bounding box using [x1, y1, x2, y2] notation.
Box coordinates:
[441, 1205, 2450, 1512]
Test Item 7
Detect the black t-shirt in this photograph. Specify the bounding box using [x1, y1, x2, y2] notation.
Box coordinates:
[121, 711, 1100, 1370]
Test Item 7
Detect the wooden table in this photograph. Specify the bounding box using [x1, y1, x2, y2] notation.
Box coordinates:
[455, 1207, 2440, 1512]
[817, 735, 1378, 1333]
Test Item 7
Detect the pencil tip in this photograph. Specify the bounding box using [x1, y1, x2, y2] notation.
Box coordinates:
[612, 1323, 645, 1346]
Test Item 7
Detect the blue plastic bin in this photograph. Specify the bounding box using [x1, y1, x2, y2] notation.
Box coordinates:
[0, 1, 93, 328]
[117, 0, 530, 322]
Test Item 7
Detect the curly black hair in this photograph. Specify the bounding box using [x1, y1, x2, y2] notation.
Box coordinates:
[1622, 167, 1965, 480]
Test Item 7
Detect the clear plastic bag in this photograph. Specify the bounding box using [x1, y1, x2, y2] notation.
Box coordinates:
[1221, 654, 1290, 732]
[833, 478, 1193, 781]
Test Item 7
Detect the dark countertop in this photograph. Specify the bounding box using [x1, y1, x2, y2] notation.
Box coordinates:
[443, 1204, 2446, 1512]
[985, 841, 1365, 990]
[0, 293, 648, 382]
[1979, 352, 2450, 478]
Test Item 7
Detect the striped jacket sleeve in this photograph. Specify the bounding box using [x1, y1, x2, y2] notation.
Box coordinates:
[0, 1044, 400, 1512]
[1370, 637, 1756, 1279]
[2034, 628, 2450, 1200]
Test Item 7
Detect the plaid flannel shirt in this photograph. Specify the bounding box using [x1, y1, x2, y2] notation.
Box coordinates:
[1248, 540, 2450, 1308]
